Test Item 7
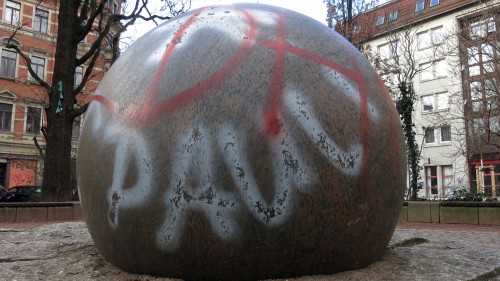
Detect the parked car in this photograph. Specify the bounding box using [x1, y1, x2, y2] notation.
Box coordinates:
[3, 185, 42, 202]
[0, 186, 9, 202]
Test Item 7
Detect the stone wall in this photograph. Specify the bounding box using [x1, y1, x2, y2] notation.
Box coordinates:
[1, 201, 499, 225]
[0, 202, 83, 222]
[400, 201, 500, 225]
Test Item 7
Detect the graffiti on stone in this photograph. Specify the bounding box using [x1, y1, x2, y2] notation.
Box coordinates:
[83, 5, 396, 251]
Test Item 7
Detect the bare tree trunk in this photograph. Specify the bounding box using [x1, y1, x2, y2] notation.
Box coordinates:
[41, 1, 79, 201]
[398, 82, 420, 200]
[42, 116, 74, 201]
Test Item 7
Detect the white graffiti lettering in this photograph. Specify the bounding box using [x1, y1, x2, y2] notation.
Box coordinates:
[87, 103, 155, 228]
[89, 88, 366, 250]
[156, 127, 240, 250]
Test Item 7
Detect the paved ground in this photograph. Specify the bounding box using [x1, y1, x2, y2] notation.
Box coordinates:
[0, 221, 499, 281]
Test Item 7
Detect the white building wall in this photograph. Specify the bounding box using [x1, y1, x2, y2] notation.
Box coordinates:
[364, 8, 472, 199]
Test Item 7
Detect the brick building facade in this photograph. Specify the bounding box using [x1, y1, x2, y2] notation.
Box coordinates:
[0, 0, 117, 188]
[354, 0, 499, 198]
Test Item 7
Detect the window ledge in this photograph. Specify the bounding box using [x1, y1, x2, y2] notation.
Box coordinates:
[423, 142, 453, 147]
[0, 76, 19, 82]
[422, 109, 450, 114]
[420, 76, 448, 83]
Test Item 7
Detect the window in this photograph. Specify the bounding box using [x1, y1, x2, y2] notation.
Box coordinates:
[105, 34, 113, 50]
[487, 20, 496, 33]
[389, 10, 398, 21]
[418, 27, 443, 49]
[470, 81, 482, 112]
[415, 0, 425, 12]
[376, 15, 385, 26]
[481, 43, 494, 62]
[431, 26, 443, 45]
[107, 0, 117, 14]
[472, 117, 485, 134]
[377, 44, 390, 60]
[29, 56, 45, 81]
[425, 166, 438, 196]
[425, 128, 435, 143]
[4, 1, 20, 25]
[442, 166, 453, 197]
[0, 103, 12, 131]
[26, 107, 41, 134]
[34, 8, 49, 33]
[436, 92, 449, 110]
[440, 126, 451, 142]
[470, 80, 498, 112]
[434, 59, 447, 77]
[470, 16, 496, 38]
[467, 46, 480, 65]
[420, 60, 447, 81]
[73, 115, 81, 139]
[485, 79, 497, 98]
[417, 31, 430, 49]
[1, 49, 17, 78]
[430, 0, 440, 8]
[75, 66, 84, 88]
[422, 95, 434, 112]
[377, 41, 398, 60]
[422, 92, 448, 112]
[420, 62, 433, 81]
[490, 116, 500, 133]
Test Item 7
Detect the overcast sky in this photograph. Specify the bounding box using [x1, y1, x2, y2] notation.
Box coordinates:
[122, 0, 328, 47]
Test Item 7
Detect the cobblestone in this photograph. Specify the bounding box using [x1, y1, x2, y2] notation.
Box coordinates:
[0, 222, 499, 281]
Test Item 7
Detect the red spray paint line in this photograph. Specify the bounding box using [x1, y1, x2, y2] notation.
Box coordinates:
[92, 7, 257, 128]
[136, 7, 257, 126]
[263, 13, 286, 137]
[90, 95, 117, 114]
[91, 7, 386, 195]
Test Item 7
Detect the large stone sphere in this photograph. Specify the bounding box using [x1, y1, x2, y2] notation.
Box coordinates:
[77, 3, 406, 281]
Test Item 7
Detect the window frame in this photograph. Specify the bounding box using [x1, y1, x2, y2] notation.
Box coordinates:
[4, 0, 21, 26]
[28, 56, 45, 81]
[417, 31, 430, 49]
[376, 15, 385, 26]
[420, 59, 447, 81]
[0, 103, 13, 132]
[75, 66, 84, 89]
[389, 10, 398, 21]
[440, 126, 451, 142]
[415, 0, 425, 13]
[72, 115, 82, 139]
[422, 94, 434, 112]
[472, 117, 485, 135]
[422, 92, 448, 113]
[424, 127, 435, 144]
[33, 8, 49, 33]
[429, 0, 440, 8]
[431, 26, 444, 45]
[441, 165, 453, 198]
[25, 106, 42, 134]
[0, 49, 17, 79]
[489, 116, 500, 133]
[425, 166, 438, 197]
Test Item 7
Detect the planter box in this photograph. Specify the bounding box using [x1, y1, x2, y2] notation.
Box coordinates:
[0, 202, 82, 222]
[478, 207, 500, 226]
[440, 206, 478, 224]
[0, 207, 16, 222]
[407, 202, 431, 223]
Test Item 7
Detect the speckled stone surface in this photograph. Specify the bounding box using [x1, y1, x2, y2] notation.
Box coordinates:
[1, 222, 499, 280]
[77, 3, 406, 281]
